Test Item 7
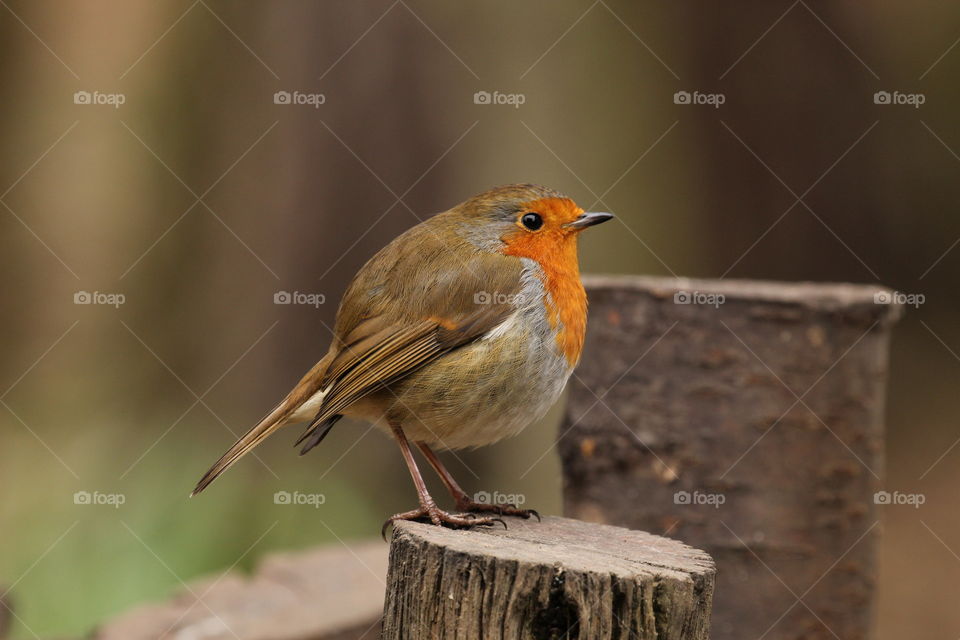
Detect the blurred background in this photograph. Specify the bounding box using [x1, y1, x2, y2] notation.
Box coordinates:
[0, 1, 957, 637]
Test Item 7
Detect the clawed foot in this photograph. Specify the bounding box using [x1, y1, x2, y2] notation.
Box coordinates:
[381, 503, 507, 540]
[456, 499, 541, 521]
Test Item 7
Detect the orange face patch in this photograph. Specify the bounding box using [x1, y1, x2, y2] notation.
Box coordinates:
[518, 197, 584, 228]
[500, 197, 587, 367]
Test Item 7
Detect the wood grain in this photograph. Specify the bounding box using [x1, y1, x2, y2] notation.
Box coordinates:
[560, 275, 902, 640]
[382, 515, 714, 639]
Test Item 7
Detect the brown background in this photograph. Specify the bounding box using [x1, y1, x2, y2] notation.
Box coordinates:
[0, 1, 957, 637]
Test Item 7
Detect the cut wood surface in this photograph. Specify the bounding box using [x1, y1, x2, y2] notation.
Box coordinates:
[560, 275, 902, 640]
[382, 515, 715, 640]
[92, 542, 387, 640]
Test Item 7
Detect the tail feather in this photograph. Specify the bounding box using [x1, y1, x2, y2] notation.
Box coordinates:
[191, 403, 290, 496]
[297, 415, 342, 456]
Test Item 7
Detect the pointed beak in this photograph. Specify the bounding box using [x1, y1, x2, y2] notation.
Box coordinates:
[564, 211, 615, 230]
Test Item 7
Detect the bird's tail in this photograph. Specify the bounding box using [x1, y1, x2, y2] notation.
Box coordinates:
[191, 402, 290, 496]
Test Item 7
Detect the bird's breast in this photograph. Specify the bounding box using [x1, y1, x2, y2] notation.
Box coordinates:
[374, 258, 578, 449]
[501, 238, 587, 367]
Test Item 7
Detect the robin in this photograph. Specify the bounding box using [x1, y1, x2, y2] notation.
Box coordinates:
[192, 184, 613, 531]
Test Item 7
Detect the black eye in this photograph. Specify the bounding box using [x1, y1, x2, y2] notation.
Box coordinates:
[521, 212, 543, 230]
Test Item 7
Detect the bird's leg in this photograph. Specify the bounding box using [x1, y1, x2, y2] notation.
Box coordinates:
[416, 442, 540, 521]
[382, 422, 505, 538]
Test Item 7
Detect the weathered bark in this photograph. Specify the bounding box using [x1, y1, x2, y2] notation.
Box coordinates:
[561, 275, 902, 640]
[382, 515, 714, 640]
[92, 542, 387, 640]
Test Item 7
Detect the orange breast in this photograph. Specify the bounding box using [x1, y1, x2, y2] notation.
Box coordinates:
[503, 231, 587, 367]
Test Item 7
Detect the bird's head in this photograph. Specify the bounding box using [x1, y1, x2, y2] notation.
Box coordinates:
[453, 184, 613, 261]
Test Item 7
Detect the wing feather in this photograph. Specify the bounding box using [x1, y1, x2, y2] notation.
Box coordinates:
[295, 304, 511, 446]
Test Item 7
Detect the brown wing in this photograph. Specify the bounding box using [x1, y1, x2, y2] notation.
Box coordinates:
[294, 303, 514, 447]
[294, 213, 525, 439]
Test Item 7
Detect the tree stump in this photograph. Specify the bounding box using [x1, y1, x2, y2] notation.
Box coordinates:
[560, 275, 903, 640]
[382, 515, 714, 639]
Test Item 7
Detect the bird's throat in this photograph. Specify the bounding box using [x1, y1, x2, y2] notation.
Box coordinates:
[502, 233, 586, 367]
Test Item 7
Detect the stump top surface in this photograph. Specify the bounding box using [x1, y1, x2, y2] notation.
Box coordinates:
[582, 274, 898, 309]
[392, 515, 713, 581]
